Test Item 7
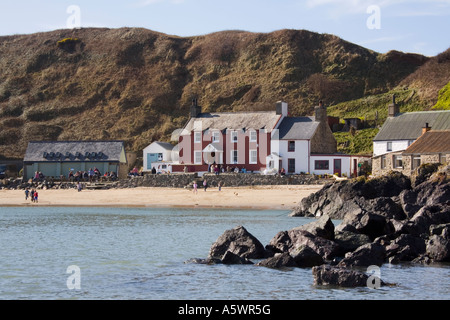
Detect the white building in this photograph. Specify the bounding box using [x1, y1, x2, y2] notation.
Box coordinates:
[143, 141, 176, 173]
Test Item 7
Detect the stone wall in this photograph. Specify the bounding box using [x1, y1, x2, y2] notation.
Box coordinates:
[116, 172, 323, 189]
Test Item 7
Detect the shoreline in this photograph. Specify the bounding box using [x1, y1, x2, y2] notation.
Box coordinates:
[0, 185, 324, 210]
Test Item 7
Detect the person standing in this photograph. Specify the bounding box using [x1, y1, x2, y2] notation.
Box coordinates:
[193, 181, 198, 194]
[34, 190, 38, 203]
[25, 188, 29, 200]
[203, 179, 208, 191]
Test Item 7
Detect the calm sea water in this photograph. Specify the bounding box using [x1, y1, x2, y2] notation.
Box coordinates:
[0, 206, 449, 300]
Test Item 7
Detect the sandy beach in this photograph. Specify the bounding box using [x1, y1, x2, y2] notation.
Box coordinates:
[0, 185, 324, 210]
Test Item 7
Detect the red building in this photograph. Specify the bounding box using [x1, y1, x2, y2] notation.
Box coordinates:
[172, 100, 287, 173]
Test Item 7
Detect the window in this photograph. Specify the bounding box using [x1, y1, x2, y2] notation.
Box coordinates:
[231, 150, 238, 164]
[288, 159, 295, 173]
[194, 151, 202, 164]
[381, 155, 387, 169]
[394, 155, 403, 168]
[194, 132, 201, 143]
[250, 130, 257, 142]
[412, 156, 421, 170]
[288, 141, 295, 152]
[314, 160, 329, 170]
[212, 131, 220, 142]
[249, 150, 257, 164]
[231, 131, 238, 143]
[387, 141, 392, 152]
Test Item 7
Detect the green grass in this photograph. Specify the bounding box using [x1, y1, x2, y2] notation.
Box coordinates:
[433, 81, 450, 110]
[334, 128, 379, 155]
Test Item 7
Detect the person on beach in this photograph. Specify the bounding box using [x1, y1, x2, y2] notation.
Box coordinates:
[77, 181, 82, 192]
[193, 181, 198, 194]
[203, 179, 208, 191]
[30, 189, 35, 202]
[33, 190, 38, 203]
[218, 181, 222, 191]
[25, 188, 29, 200]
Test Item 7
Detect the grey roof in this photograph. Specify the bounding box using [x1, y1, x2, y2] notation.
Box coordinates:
[152, 141, 174, 151]
[374, 111, 450, 141]
[182, 111, 281, 133]
[24, 141, 126, 162]
[277, 116, 319, 140]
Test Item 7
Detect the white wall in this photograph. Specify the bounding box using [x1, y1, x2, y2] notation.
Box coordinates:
[143, 143, 173, 171]
[277, 140, 310, 173]
[309, 155, 351, 176]
[373, 140, 412, 157]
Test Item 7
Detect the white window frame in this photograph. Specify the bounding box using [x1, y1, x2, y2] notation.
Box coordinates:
[194, 132, 202, 143]
[394, 155, 403, 169]
[250, 130, 257, 142]
[231, 150, 238, 164]
[194, 151, 202, 164]
[212, 131, 220, 143]
[231, 131, 238, 143]
[249, 149, 257, 164]
[387, 141, 392, 152]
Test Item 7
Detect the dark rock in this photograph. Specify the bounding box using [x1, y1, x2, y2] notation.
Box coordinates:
[403, 204, 450, 236]
[256, 253, 297, 269]
[312, 265, 386, 288]
[385, 234, 426, 262]
[290, 245, 324, 267]
[399, 189, 421, 219]
[208, 225, 266, 259]
[337, 243, 386, 267]
[184, 257, 222, 265]
[221, 250, 254, 265]
[292, 214, 335, 240]
[426, 234, 450, 262]
[334, 231, 371, 255]
[335, 211, 393, 241]
[366, 197, 406, 220]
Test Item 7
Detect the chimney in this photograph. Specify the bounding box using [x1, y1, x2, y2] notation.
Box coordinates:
[275, 101, 288, 117]
[422, 122, 431, 135]
[190, 98, 201, 118]
[388, 94, 399, 117]
[314, 100, 327, 123]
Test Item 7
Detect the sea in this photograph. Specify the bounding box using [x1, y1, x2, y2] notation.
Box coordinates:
[0, 206, 449, 301]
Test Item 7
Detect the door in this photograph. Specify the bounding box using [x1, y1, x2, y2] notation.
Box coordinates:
[334, 159, 341, 176]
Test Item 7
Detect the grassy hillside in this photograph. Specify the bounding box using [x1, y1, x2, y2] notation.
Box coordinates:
[0, 27, 443, 160]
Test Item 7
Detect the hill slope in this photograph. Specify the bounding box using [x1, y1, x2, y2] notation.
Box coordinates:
[0, 27, 434, 159]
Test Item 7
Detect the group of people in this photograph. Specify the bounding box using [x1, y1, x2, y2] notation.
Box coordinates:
[25, 188, 38, 203]
[33, 171, 45, 182]
[192, 179, 223, 193]
[68, 168, 117, 182]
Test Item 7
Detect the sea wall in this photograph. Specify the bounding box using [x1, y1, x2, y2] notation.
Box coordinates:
[115, 173, 323, 189]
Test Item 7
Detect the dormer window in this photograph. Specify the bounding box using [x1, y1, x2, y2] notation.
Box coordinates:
[212, 131, 220, 142]
[194, 132, 202, 143]
[231, 131, 238, 143]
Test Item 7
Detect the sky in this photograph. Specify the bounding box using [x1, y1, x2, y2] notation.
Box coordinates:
[0, 0, 449, 57]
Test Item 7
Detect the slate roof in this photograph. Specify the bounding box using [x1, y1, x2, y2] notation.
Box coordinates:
[403, 130, 450, 154]
[374, 111, 450, 141]
[152, 141, 174, 151]
[276, 116, 319, 140]
[182, 111, 281, 133]
[24, 141, 126, 162]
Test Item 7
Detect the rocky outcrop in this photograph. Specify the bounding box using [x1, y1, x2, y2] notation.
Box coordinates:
[190, 168, 449, 287]
[208, 225, 266, 260]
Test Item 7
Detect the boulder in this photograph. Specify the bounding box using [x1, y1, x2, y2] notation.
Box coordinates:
[256, 253, 297, 269]
[266, 229, 340, 261]
[289, 245, 324, 267]
[292, 214, 335, 240]
[384, 234, 426, 263]
[337, 243, 386, 267]
[403, 204, 450, 236]
[312, 265, 386, 288]
[426, 233, 450, 262]
[221, 250, 254, 265]
[334, 230, 371, 255]
[335, 211, 393, 241]
[208, 225, 266, 259]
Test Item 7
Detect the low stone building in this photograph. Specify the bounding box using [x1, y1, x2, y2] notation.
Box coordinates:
[23, 141, 128, 180]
